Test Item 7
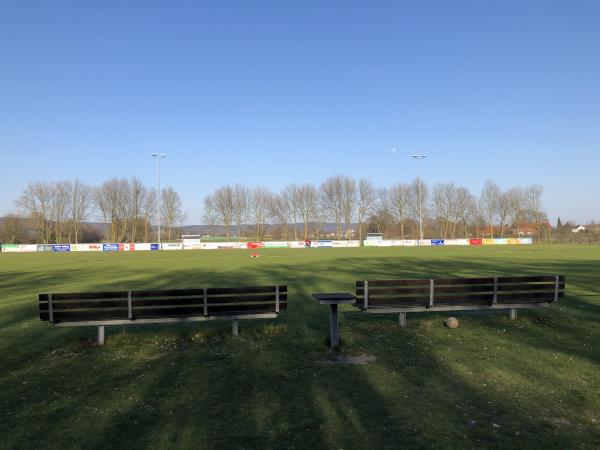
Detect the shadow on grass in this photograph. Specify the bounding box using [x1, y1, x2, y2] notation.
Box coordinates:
[0, 250, 599, 448]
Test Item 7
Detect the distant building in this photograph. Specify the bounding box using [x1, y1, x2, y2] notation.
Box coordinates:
[571, 225, 586, 233]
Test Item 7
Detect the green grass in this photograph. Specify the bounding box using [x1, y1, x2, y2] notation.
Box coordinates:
[1, 245, 599, 449]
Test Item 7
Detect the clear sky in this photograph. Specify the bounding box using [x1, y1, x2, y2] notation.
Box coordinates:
[1, 0, 599, 225]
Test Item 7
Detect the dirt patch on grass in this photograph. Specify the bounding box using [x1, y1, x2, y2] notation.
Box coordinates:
[326, 354, 377, 365]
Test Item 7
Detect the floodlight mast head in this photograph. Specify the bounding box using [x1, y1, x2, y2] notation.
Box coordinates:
[152, 153, 167, 245]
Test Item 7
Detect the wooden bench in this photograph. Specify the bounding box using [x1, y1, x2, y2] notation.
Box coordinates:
[354, 275, 565, 326]
[39, 285, 287, 344]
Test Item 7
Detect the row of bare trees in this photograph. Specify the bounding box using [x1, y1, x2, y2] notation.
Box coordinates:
[15, 178, 184, 243]
[203, 176, 547, 240]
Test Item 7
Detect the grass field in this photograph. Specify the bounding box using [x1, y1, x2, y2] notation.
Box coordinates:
[1, 245, 599, 449]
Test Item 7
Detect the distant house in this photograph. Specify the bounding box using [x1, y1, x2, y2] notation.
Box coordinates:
[571, 225, 586, 233]
[517, 222, 552, 236]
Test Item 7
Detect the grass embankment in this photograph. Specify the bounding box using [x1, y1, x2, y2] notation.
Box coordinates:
[0, 245, 599, 449]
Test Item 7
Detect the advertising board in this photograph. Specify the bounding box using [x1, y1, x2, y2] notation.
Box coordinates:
[1, 244, 38, 252]
[52, 244, 71, 252]
[494, 239, 508, 245]
[317, 240, 333, 248]
[103, 244, 119, 251]
[247, 242, 264, 249]
[431, 239, 445, 246]
[118, 244, 135, 251]
[444, 239, 469, 246]
[469, 239, 483, 246]
[161, 243, 183, 250]
[519, 238, 533, 245]
[263, 242, 289, 248]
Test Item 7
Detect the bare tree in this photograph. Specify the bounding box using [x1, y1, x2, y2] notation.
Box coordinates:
[268, 193, 290, 240]
[94, 178, 132, 242]
[142, 188, 156, 242]
[206, 186, 234, 237]
[0, 214, 24, 244]
[340, 176, 356, 239]
[388, 182, 411, 238]
[479, 180, 501, 238]
[455, 186, 477, 238]
[320, 176, 344, 239]
[497, 190, 511, 238]
[507, 187, 526, 237]
[66, 179, 92, 243]
[250, 186, 272, 241]
[16, 182, 53, 243]
[356, 178, 377, 242]
[296, 184, 318, 240]
[283, 184, 301, 240]
[161, 186, 185, 241]
[526, 184, 545, 235]
[233, 183, 249, 239]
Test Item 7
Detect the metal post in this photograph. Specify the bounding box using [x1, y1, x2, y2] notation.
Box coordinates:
[508, 308, 518, 320]
[232, 320, 239, 336]
[152, 153, 166, 246]
[399, 312, 407, 327]
[48, 293, 54, 323]
[364, 280, 369, 309]
[275, 286, 280, 313]
[127, 291, 133, 320]
[98, 325, 105, 345]
[429, 279, 435, 308]
[330, 304, 339, 350]
[554, 275, 560, 302]
[412, 155, 427, 243]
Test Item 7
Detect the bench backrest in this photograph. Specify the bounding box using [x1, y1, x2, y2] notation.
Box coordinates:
[355, 276, 565, 310]
[39, 285, 287, 324]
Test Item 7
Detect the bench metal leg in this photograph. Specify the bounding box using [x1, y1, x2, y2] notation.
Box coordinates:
[399, 312, 407, 328]
[329, 304, 340, 350]
[232, 320, 239, 336]
[508, 308, 518, 320]
[97, 325, 105, 345]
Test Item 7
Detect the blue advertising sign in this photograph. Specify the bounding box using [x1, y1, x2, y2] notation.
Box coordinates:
[52, 244, 71, 252]
[431, 239, 445, 246]
[150, 243, 159, 251]
[318, 240, 333, 248]
[103, 244, 119, 251]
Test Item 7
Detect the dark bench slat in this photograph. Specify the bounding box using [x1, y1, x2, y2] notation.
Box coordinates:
[357, 279, 431, 287]
[132, 289, 205, 298]
[365, 297, 430, 307]
[40, 291, 129, 301]
[496, 292, 556, 303]
[357, 284, 497, 296]
[498, 283, 565, 293]
[498, 275, 564, 284]
[128, 294, 287, 308]
[207, 286, 284, 295]
[40, 300, 128, 311]
[42, 309, 129, 323]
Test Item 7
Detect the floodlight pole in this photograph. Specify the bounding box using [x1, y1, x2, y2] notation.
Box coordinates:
[152, 153, 167, 246]
[412, 155, 427, 244]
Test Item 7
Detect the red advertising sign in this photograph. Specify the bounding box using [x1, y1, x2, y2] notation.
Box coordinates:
[246, 242, 264, 249]
[469, 238, 483, 245]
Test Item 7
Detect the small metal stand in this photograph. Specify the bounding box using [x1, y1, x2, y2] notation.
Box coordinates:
[312, 293, 356, 350]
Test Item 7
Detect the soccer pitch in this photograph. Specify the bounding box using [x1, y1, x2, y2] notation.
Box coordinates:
[1, 245, 599, 449]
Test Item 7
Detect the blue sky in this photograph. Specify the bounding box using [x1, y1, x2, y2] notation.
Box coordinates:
[1, 0, 599, 224]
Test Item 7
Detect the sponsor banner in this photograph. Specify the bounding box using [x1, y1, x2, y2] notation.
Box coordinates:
[482, 239, 495, 245]
[417, 240, 432, 246]
[52, 244, 71, 252]
[494, 238, 508, 245]
[317, 240, 333, 248]
[151, 243, 159, 250]
[103, 243, 119, 251]
[289, 241, 307, 248]
[161, 243, 183, 250]
[1, 244, 38, 252]
[444, 239, 469, 246]
[469, 238, 483, 246]
[183, 243, 203, 250]
[132, 243, 152, 251]
[118, 243, 135, 251]
[71, 244, 90, 252]
[247, 242, 264, 249]
[37, 244, 54, 252]
[431, 239, 445, 246]
[519, 238, 533, 245]
[331, 240, 361, 248]
[507, 238, 520, 245]
[264, 242, 290, 248]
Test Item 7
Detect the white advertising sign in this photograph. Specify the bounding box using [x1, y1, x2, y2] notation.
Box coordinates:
[161, 243, 183, 250]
